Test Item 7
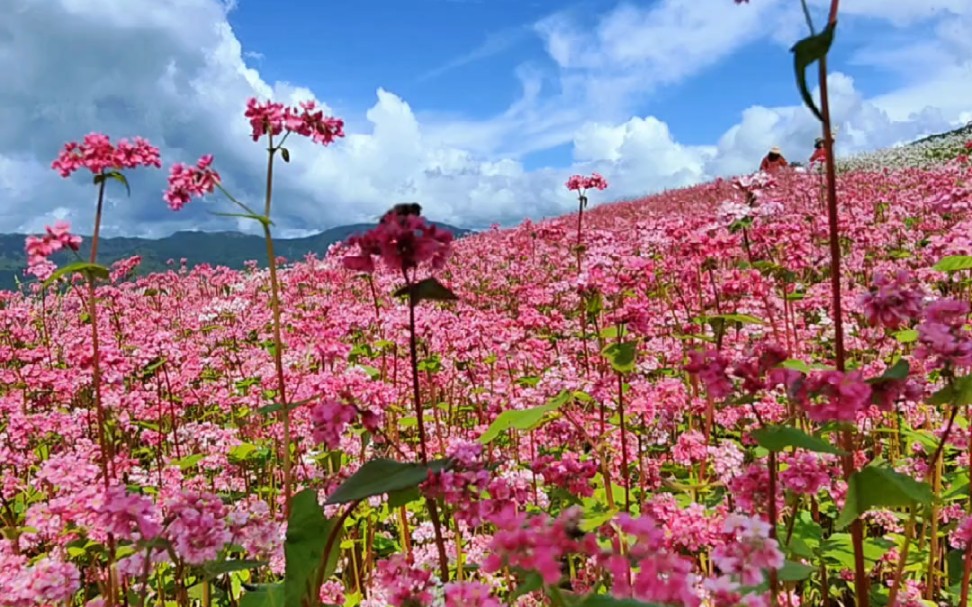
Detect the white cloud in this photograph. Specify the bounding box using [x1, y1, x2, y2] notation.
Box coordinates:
[0, 0, 970, 239]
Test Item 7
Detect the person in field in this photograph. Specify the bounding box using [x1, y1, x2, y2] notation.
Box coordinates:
[760, 147, 788, 174]
[809, 137, 829, 168]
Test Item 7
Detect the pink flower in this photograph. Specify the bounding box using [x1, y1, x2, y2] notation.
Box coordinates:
[566, 173, 609, 192]
[685, 349, 733, 399]
[803, 370, 872, 423]
[375, 555, 435, 607]
[244, 98, 287, 141]
[164, 490, 231, 565]
[343, 212, 453, 274]
[917, 299, 972, 368]
[164, 155, 221, 211]
[309, 400, 357, 449]
[779, 453, 832, 495]
[712, 514, 784, 587]
[951, 515, 972, 550]
[444, 582, 501, 607]
[858, 270, 923, 329]
[245, 98, 345, 146]
[51, 133, 160, 177]
[24, 221, 83, 277]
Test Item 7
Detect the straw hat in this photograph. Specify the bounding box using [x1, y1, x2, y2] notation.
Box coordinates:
[770, 146, 782, 154]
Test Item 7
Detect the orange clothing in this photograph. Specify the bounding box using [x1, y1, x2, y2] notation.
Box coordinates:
[809, 147, 828, 166]
[760, 155, 788, 174]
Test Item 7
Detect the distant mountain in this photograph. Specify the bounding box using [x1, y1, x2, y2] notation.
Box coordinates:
[0, 222, 472, 292]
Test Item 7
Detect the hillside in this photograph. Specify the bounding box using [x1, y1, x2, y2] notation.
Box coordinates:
[0, 221, 471, 291]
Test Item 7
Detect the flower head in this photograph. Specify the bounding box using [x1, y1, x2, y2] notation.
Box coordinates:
[164, 155, 221, 211]
[52, 133, 161, 177]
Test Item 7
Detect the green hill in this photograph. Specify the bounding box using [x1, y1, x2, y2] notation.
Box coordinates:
[0, 222, 471, 292]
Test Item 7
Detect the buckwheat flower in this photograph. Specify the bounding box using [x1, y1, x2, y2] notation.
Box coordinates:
[858, 270, 924, 329]
[712, 514, 784, 587]
[245, 98, 287, 141]
[444, 582, 501, 607]
[51, 133, 161, 177]
[672, 430, 708, 466]
[287, 100, 345, 146]
[164, 490, 231, 565]
[164, 155, 221, 211]
[951, 515, 972, 550]
[96, 485, 163, 542]
[685, 349, 733, 399]
[309, 399, 357, 449]
[779, 452, 832, 495]
[344, 212, 453, 274]
[24, 556, 81, 605]
[375, 554, 435, 607]
[803, 370, 872, 423]
[916, 299, 972, 368]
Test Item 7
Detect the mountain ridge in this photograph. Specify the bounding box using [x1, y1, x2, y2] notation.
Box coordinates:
[0, 221, 472, 292]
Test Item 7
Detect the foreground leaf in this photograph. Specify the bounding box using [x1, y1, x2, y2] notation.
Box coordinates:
[479, 395, 569, 444]
[751, 425, 846, 455]
[576, 596, 665, 607]
[42, 261, 110, 288]
[836, 465, 933, 529]
[602, 341, 637, 373]
[240, 583, 283, 607]
[933, 255, 972, 272]
[284, 490, 341, 607]
[928, 375, 972, 406]
[324, 458, 450, 505]
[394, 277, 459, 305]
[791, 22, 837, 122]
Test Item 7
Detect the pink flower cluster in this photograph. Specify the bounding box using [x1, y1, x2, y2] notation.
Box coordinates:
[309, 399, 357, 449]
[244, 98, 345, 145]
[566, 172, 609, 192]
[343, 211, 454, 274]
[51, 133, 161, 177]
[163, 490, 231, 565]
[24, 221, 82, 280]
[917, 299, 972, 369]
[858, 270, 924, 329]
[375, 554, 435, 607]
[533, 451, 598, 496]
[685, 349, 733, 399]
[779, 452, 833, 495]
[802, 370, 872, 423]
[711, 514, 785, 587]
[163, 154, 221, 211]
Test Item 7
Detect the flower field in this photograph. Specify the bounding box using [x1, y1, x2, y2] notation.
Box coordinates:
[2, 109, 972, 607]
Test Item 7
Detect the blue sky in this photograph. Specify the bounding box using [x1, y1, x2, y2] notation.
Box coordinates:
[1, 0, 970, 236]
[228, 0, 942, 163]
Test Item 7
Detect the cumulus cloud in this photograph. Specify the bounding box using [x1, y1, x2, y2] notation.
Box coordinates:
[0, 0, 969, 238]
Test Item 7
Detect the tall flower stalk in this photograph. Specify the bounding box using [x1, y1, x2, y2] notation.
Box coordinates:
[566, 173, 608, 270]
[342, 205, 456, 580]
[164, 97, 344, 514]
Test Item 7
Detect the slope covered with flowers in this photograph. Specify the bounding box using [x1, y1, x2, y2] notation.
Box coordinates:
[3, 133, 972, 606]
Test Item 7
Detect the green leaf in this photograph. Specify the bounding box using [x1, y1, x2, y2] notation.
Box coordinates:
[94, 171, 131, 196]
[324, 458, 450, 505]
[928, 375, 972, 406]
[835, 464, 933, 529]
[602, 341, 637, 374]
[203, 559, 267, 579]
[790, 22, 837, 122]
[706, 313, 765, 325]
[280, 147, 291, 163]
[387, 486, 421, 509]
[777, 560, 815, 582]
[173, 453, 205, 470]
[510, 570, 544, 600]
[240, 583, 284, 607]
[893, 329, 919, 344]
[284, 490, 341, 607]
[751, 425, 846, 455]
[209, 211, 273, 228]
[869, 359, 910, 384]
[393, 278, 459, 305]
[780, 359, 811, 374]
[933, 255, 972, 272]
[479, 395, 569, 444]
[42, 261, 110, 288]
